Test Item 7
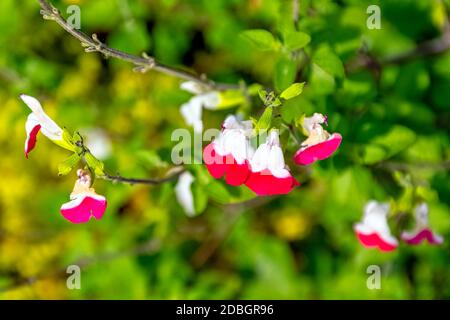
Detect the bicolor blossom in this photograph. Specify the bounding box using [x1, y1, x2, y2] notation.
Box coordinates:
[175, 171, 196, 217]
[60, 169, 107, 224]
[245, 130, 299, 196]
[20, 94, 74, 158]
[354, 201, 398, 252]
[401, 203, 444, 245]
[293, 113, 342, 166]
[203, 115, 254, 186]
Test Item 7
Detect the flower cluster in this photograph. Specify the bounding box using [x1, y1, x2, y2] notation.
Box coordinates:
[202, 113, 342, 196]
[354, 200, 443, 252]
[21, 94, 107, 224]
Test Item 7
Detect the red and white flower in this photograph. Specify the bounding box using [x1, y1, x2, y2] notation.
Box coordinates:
[354, 201, 398, 252]
[203, 115, 254, 186]
[60, 169, 107, 224]
[245, 130, 299, 196]
[401, 203, 444, 245]
[293, 113, 342, 166]
[20, 94, 74, 158]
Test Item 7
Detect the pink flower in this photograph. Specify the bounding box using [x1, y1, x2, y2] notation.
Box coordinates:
[245, 131, 299, 196]
[203, 115, 254, 186]
[401, 203, 443, 245]
[60, 170, 107, 224]
[354, 201, 398, 252]
[20, 94, 74, 158]
[293, 113, 342, 166]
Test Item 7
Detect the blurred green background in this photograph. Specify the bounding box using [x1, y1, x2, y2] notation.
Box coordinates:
[0, 0, 449, 299]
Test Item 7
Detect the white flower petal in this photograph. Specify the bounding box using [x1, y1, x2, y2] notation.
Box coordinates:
[200, 92, 221, 110]
[181, 98, 203, 133]
[20, 94, 63, 140]
[180, 81, 207, 95]
[175, 172, 195, 217]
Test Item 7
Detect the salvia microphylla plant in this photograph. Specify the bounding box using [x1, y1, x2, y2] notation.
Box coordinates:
[23, 0, 444, 254]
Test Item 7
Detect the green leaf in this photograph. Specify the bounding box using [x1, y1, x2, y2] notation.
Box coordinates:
[283, 31, 311, 51]
[193, 183, 208, 215]
[58, 153, 81, 176]
[84, 152, 105, 176]
[309, 63, 335, 95]
[274, 56, 297, 92]
[205, 180, 232, 204]
[256, 106, 273, 131]
[361, 125, 416, 164]
[280, 82, 305, 100]
[312, 46, 345, 79]
[258, 89, 268, 102]
[240, 29, 279, 51]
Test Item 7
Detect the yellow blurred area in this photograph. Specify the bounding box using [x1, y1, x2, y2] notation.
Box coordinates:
[273, 210, 311, 241]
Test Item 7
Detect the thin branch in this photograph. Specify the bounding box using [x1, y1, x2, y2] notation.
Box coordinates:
[376, 160, 450, 172]
[37, 0, 239, 91]
[293, 0, 300, 31]
[347, 22, 450, 73]
[101, 167, 185, 185]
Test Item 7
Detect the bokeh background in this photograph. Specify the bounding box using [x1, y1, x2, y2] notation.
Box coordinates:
[0, 0, 450, 299]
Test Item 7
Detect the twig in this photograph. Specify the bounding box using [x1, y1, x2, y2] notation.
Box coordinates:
[293, 0, 300, 31]
[37, 0, 239, 91]
[376, 160, 450, 172]
[101, 167, 185, 185]
[347, 23, 450, 73]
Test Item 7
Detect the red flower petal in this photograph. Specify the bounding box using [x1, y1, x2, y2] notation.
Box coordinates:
[225, 161, 251, 186]
[245, 169, 299, 196]
[25, 124, 41, 158]
[294, 133, 342, 166]
[60, 194, 107, 224]
[203, 143, 250, 186]
[203, 143, 227, 179]
[401, 228, 443, 245]
[356, 231, 397, 252]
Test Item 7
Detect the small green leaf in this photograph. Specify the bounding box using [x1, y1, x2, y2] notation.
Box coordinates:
[256, 106, 273, 131]
[312, 46, 345, 79]
[284, 31, 311, 51]
[205, 180, 232, 204]
[274, 56, 297, 92]
[58, 153, 81, 176]
[193, 183, 208, 215]
[280, 82, 305, 100]
[240, 29, 279, 51]
[258, 89, 268, 102]
[84, 152, 105, 176]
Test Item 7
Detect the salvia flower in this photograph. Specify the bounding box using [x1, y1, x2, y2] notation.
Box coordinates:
[60, 169, 107, 224]
[293, 113, 342, 166]
[180, 81, 245, 133]
[20, 94, 74, 158]
[175, 171, 196, 217]
[245, 130, 299, 196]
[180, 81, 221, 133]
[354, 200, 398, 252]
[401, 203, 444, 245]
[203, 115, 254, 186]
